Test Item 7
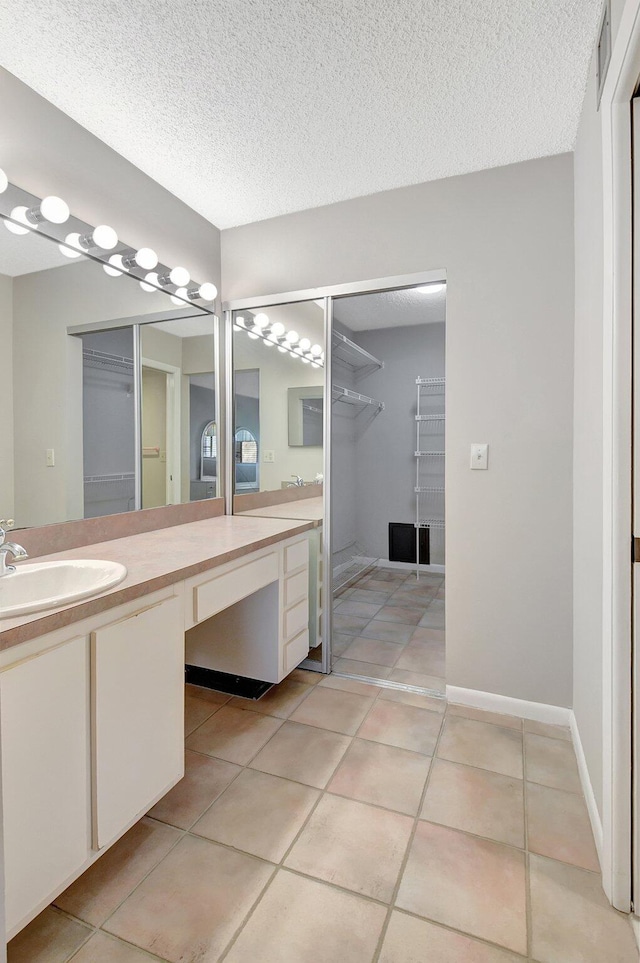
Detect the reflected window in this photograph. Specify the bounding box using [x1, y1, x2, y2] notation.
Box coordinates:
[234, 427, 258, 491]
[200, 421, 217, 480]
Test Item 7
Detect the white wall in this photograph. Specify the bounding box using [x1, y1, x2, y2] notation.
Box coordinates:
[0, 274, 13, 520]
[222, 154, 575, 708]
[0, 68, 220, 310]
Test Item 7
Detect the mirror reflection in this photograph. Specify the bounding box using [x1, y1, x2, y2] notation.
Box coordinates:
[0, 217, 216, 529]
[232, 301, 325, 499]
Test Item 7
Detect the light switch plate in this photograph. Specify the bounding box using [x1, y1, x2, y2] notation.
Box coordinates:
[263, 450, 275, 463]
[470, 443, 488, 470]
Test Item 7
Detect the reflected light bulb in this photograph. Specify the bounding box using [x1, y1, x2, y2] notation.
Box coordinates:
[311, 362, 320, 368]
[310, 344, 322, 356]
[5, 207, 29, 235]
[198, 282, 217, 302]
[0, 168, 7, 193]
[233, 324, 242, 332]
[170, 266, 190, 287]
[92, 224, 118, 250]
[271, 322, 285, 337]
[278, 346, 288, 353]
[59, 233, 83, 258]
[301, 357, 310, 364]
[299, 338, 311, 351]
[235, 316, 246, 328]
[253, 312, 269, 328]
[170, 287, 188, 305]
[103, 254, 126, 277]
[248, 331, 259, 340]
[263, 337, 274, 346]
[140, 271, 159, 292]
[39, 195, 70, 224]
[286, 330, 299, 343]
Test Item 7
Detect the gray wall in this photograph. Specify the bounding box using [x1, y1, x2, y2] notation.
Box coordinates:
[0, 68, 221, 313]
[222, 154, 575, 708]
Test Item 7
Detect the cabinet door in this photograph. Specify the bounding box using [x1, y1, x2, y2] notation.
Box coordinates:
[92, 595, 184, 849]
[1, 636, 90, 936]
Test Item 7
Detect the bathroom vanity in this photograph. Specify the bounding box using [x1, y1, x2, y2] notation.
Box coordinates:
[0, 514, 314, 939]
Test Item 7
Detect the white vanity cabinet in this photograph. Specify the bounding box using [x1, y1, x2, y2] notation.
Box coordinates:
[0, 635, 90, 935]
[92, 594, 184, 848]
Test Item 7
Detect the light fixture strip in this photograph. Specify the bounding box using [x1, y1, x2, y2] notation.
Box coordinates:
[0, 168, 217, 310]
[234, 313, 324, 367]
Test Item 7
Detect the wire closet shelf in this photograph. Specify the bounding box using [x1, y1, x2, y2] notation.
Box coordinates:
[415, 375, 445, 579]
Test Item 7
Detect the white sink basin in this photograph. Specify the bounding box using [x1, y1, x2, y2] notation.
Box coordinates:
[0, 559, 128, 618]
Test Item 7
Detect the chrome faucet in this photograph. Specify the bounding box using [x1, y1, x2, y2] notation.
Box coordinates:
[289, 475, 304, 487]
[0, 519, 28, 577]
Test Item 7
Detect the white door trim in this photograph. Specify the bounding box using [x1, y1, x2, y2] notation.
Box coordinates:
[599, 0, 640, 911]
[141, 357, 181, 506]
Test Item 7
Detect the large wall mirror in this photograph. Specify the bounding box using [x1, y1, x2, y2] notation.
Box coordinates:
[231, 301, 324, 508]
[0, 207, 218, 530]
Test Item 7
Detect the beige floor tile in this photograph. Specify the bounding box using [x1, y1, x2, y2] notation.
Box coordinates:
[224, 869, 386, 963]
[438, 715, 523, 778]
[319, 673, 384, 696]
[388, 586, 437, 605]
[397, 821, 527, 955]
[285, 793, 413, 901]
[411, 626, 446, 643]
[335, 599, 384, 618]
[148, 751, 240, 830]
[524, 718, 571, 741]
[249, 720, 351, 787]
[332, 657, 393, 679]
[104, 835, 273, 963]
[7, 907, 91, 963]
[70, 931, 162, 962]
[388, 667, 446, 692]
[379, 687, 446, 712]
[361, 621, 416, 643]
[524, 732, 581, 793]
[192, 768, 319, 862]
[378, 911, 526, 962]
[421, 758, 524, 848]
[419, 613, 445, 631]
[349, 588, 399, 604]
[185, 686, 227, 736]
[55, 817, 180, 926]
[342, 636, 404, 666]
[288, 668, 322, 685]
[447, 703, 523, 730]
[289, 685, 374, 735]
[331, 632, 353, 656]
[395, 640, 445, 675]
[329, 738, 432, 815]
[229, 678, 313, 719]
[356, 578, 397, 593]
[185, 705, 283, 765]
[333, 614, 371, 635]
[527, 781, 599, 871]
[374, 605, 425, 625]
[530, 853, 638, 962]
[358, 700, 442, 754]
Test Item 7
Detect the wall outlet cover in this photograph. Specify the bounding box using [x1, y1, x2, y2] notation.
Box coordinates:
[263, 450, 275, 463]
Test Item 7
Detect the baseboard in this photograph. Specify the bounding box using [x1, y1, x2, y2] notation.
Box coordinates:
[446, 685, 572, 725]
[630, 916, 640, 954]
[569, 709, 604, 866]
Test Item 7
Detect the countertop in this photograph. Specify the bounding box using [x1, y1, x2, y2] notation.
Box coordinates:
[0, 514, 315, 650]
[241, 496, 323, 523]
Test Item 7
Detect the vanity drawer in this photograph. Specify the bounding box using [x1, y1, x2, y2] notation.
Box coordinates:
[194, 553, 279, 624]
[284, 597, 309, 639]
[283, 628, 310, 674]
[284, 539, 308, 574]
[283, 569, 307, 607]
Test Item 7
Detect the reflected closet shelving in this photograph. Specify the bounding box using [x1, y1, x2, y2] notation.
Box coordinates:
[415, 377, 445, 574]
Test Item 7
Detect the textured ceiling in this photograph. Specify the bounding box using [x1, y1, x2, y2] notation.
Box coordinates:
[0, 0, 600, 229]
[334, 286, 446, 330]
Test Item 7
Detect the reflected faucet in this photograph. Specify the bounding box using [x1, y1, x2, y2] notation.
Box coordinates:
[289, 475, 304, 487]
[0, 519, 28, 577]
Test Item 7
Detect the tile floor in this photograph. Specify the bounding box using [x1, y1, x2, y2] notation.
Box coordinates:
[9, 670, 638, 962]
[332, 567, 445, 692]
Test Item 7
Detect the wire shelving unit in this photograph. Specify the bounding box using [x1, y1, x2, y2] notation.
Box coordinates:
[415, 376, 445, 578]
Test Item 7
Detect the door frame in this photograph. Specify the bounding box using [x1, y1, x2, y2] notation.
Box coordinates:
[141, 357, 181, 506]
[224, 268, 447, 676]
[600, 0, 640, 911]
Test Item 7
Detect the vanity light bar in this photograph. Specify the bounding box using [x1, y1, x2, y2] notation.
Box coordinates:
[0, 168, 217, 307]
[234, 313, 325, 367]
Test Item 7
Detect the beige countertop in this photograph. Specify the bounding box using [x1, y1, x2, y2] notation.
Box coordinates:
[0, 515, 315, 650]
[241, 497, 324, 523]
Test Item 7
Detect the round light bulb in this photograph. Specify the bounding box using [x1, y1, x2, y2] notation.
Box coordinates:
[299, 337, 311, 351]
[139, 271, 159, 292]
[59, 232, 83, 258]
[311, 361, 320, 368]
[271, 322, 285, 337]
[286, 330, 299, 344]
[5, 207, 29, 235]
[134, 247, 158, 270]
[170, 287, 188, 305]
[310, 344, 322, 356]
[248, 331, 259, 340]
[170, 266, 190, 287]
[235, 316, 246, 328]
[103, 254, 126, 277]
[40, 195, 70, 224]
[233, 324, 242, 332]
[198, 282, 217, 302]
[93, 224, 118, 250]
[278, 346, 288, 353]
[301, 357, 310, 364]
[0, 168, 7, 193]
[263, 338, 274, 347]
[253, 312, 269, 328]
